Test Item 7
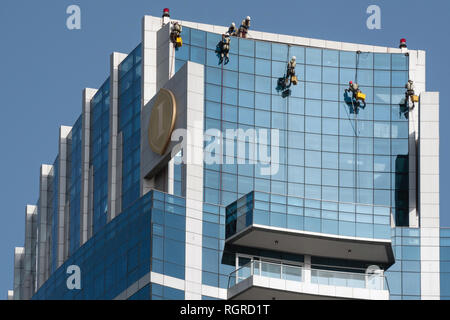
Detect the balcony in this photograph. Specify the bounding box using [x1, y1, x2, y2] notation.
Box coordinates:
[227, 260, 389, 300]
[225, 192, 395, 267]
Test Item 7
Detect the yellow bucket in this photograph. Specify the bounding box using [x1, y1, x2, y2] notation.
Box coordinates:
[412, 95, 419, 103]
[291, 76, 298, 85]
[176, 37, 183, 47]
[356, 92, 366, 101]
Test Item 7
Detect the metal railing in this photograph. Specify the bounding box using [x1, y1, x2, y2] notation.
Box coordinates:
[228, 260, 304, 289]
[228, 260, 389, 292]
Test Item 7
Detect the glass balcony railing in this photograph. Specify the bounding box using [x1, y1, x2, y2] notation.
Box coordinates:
[228, 260, 304, 289]
[311, 268, 388, 291]
[228, 260, 389, 292]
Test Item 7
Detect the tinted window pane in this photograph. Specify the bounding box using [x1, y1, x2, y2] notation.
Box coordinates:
[306, 48, 322, 65]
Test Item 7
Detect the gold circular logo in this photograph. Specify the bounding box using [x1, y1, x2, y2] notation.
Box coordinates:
[148, 88, 177, 155]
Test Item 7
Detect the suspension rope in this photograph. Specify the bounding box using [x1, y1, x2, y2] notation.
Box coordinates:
[219, 60, 224, 205]
[354, 52, 361, 203]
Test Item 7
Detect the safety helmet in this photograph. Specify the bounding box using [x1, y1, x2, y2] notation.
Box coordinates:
[231, 22, 236, 27]
[246, 16, 251, 21]
[292, 56, 296, 60]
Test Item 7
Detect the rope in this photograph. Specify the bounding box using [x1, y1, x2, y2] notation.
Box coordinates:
[219, 60, 224, 205]
[169, 45, 176, 78]
[354, 52, 361, 203]
[344, 98, 358, 136]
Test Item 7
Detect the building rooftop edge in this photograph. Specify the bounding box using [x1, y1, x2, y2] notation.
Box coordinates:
[143, 14, 425, 54]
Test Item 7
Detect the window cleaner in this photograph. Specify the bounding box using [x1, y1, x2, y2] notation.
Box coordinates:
[277, 56, 298, 97]
[237, 16, 251, 38]
[217, 34, 231, 65]
[227, 22, 237, 37]
[170, 22, 183, 48]
[345, 81, 366, 111]
[405, 80, 419, 110]
[286, 56, 298, 85]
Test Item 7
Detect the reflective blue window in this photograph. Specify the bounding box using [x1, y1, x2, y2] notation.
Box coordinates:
[392, 54, 408, 71]
[340, 51, 356, 68]
[255, 59, 271, 76]
[322, 84, 339, 101]
[322, 136, 338, 153]
[374, 87, 391, 104]
[322, 101, 338, 118]
[239, 73, 254, 91]
[305, 117, 321, 133]
[306, 65, 322, 82]
[191, 46, 205, 64]
[272, 43, 288, 61]
[358, 52, 373, 69]
[256, 41, 271, 59]
[339, 68, 356, 85]
[357, 69, 373, 86]
[306, 48, 322, 65]
[239, 56, 255, 74]
[305, 82, 321, 99]
[323, 67, 338, 84]
[374, 53, 391, 70]
[206, 32, 221, 50]
[323, 50, 339, 67]
[239, 38, 255, 57]
[392, 71, 408, 88]
[191, 29, 206, 47]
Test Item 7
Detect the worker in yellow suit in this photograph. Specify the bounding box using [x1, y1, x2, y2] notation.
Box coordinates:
[171, 22, 183, 47]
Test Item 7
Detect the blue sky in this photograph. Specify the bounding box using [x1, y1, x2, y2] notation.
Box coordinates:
[0, 0, 448, 298]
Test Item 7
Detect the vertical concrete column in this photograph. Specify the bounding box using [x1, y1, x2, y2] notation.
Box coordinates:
[108, 52, 127, 222]
[23, 205, 37, 300]
[303, 255, 312, 284]
[36, 164, 53, 289]
[13, 247, 25, 300]
[142, 15, 160, 107]
[57, 126, 72, 268]
[140, 15, 160, 197]
[156, 22, 173, 91]
[80, 88, 97, 245]
[184, 62, 205, 300]
[419, 92, 440, 300]
[167, 159, 175, 195]
[408, 50, 426, 227]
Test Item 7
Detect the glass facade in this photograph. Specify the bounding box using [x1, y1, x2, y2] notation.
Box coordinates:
[91, 79, 111, 234]
[32, 190, 185, 300]
[176, 27, 410, 226]
[69, 116, 83, 256]
[386, 228, 421, 299]
[119, 44, 142, 211]
[50, 157, 59, 274]
[174, 26, 411, 293]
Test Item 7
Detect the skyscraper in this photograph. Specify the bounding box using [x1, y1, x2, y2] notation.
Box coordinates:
[10, 11, 444, 300]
